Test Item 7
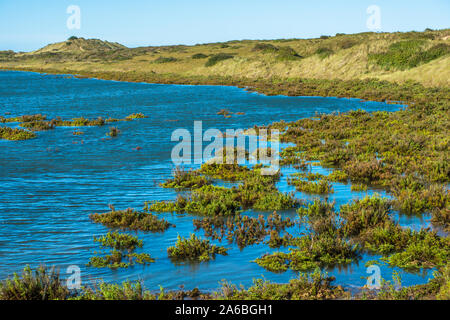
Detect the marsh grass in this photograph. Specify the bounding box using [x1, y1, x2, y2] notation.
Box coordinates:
[0, 126, 36, 140]
[288, 175, 334, 194]
[90, 208, 173, 232]
[161, 167, 211, 189]
[167, 234, 229, 262]
[88, 232, 155, 269]
[193, 212, 294, 249]
[0, 266, 71, 300]
[107, 126, 120, 137]
[215, 269, 348, 300]
[369, 40, 450, 70]
[205, 53, 234, 67]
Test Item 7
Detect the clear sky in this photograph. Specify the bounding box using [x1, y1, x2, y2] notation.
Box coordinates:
[1, 0, 449, 51]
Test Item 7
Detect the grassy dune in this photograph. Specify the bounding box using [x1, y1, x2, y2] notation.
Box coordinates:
[1, 29, 449, 87]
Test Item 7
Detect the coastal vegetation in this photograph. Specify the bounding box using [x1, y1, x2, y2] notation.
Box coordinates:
[90, 208, 173, 232]
[167, 234, 229, 262]
[0, 113, 147, 140]
[88, 232, 155, 269]
[0, 126, 36, 140]
[0, 29, 448, 300]
[193, 212, 294, 249]
[2, 264, 448, 300]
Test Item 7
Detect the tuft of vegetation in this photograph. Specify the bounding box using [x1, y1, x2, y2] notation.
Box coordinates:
[252, 43, 279, 53]
[0, 266, 71, 300]
[167, 234, 229, 262]
[125, 113, 147, 120]
[107, 126, 120, 137]
[255, 234, 360, 272]
[0, 126, 36, 140]
[154, 56, 178, 64]
[90, 208, 173, 232]
[88, 232, 155, 269]
[192, 53, 208, 59]
[160, 167, 211, 189]
[276, 46, 302, 61]
[215, 269, 348, 300]
[288, 175, 334, 194]
[369, 40, 450, 70]
[315, 47, 334, 59]
[205, 53, 234, 67]
[193, 212, 294, 249]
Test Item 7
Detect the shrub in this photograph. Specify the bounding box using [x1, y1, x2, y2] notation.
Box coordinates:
[125, 113, 147, 120]
[252, 43, 279, 53]
[288, 178, 334, 194]
[255, 234, 360, 272]
[90, 208, 173, 232]
[154, 56, 178, 63]
[192, 53, 208, 59]
[167, 234, 228, 262]
[215, 269, 348, 300]
[369, 40, 450, 70]
[0, 127, 36, 140]
[340, 195, 391, 237]
[315, 47, 334, 59]
[107, 127, 120, 137]
[88, 232, 155, 269]
[276, 46, 302, 61]
[0, 266, 71, 300]
[161, 167, 211, 189]
[205, 53, 234, 67]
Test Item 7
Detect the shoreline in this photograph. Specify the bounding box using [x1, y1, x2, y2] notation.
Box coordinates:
[0, 66, 431, 104]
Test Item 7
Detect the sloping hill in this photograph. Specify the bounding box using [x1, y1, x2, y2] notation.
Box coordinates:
[1, 29, 449, 87]
[31, 37, 127, 55]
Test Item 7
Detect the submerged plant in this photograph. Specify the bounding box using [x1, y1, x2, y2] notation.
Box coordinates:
[107, 126, 120, 137]
[88, 232, 155, 269]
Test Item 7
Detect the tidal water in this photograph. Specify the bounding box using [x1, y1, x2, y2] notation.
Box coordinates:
[0, 70, 435, 292]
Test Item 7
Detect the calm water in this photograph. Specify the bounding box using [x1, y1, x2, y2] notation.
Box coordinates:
[0, 70, 435, 292]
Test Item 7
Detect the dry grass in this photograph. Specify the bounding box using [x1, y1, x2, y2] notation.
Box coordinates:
[2, 29, 449, 87]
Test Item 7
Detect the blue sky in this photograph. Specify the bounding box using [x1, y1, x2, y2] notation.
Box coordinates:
[1, 0, 449, 51]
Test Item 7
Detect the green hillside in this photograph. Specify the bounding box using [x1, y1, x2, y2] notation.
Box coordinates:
[1, 29, 449, 87]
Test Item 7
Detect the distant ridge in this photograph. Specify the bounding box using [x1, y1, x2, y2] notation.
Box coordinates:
[30, 37, 127, 55]
[1, 29, 449, 87]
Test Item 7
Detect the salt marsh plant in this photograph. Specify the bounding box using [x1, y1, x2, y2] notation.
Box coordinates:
[193, 212, 294, 249]
[0, 126, 36, 140]
[255, 234, 360, 272]
[288, 175, 334, 194]
[215, 269, 348, 300]
[88, 232, 155, 269]
[125, 113, 147, 120]
[0, 266, 71, 300]
[107, 126, 120, 137]
[160, 167, 211, 189]
[90, 208, 173, 232]
[167, 234, 229, 262]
